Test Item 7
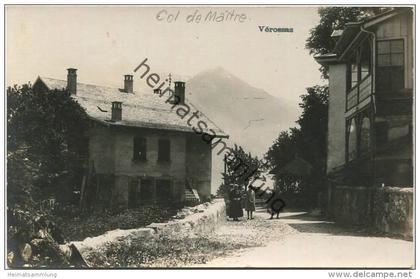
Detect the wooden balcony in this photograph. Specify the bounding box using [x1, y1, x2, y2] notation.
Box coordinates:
[347, 75, 372, 110]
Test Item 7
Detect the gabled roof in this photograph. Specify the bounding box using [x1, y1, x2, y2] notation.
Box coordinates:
[332, 22, 362, 56]
[315, 7, 412, 64]
[34, 76, 228, 137]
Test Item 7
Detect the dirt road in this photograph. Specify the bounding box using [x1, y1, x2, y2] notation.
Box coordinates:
[196, 209, 414, 268]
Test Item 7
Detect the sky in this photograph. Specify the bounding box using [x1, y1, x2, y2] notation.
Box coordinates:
[6, 5, 325, 108]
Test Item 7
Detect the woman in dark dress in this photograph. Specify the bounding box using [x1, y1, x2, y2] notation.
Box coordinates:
[228, 185, 243, 221]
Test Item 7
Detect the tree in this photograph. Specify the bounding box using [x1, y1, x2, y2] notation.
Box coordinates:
[306, 7, 388, 78]
[265, 128, 300, 194]
[296, 86, 329, 202]
[265, 129, 299, 171]
[7, 83, 89, 206]
[217, 144, 263, 198]
[7, 83, 90, 267]
[296, 86, 329, 173]
[265, 86, 329, 208]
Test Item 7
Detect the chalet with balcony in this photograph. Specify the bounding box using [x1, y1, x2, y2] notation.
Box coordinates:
[315, 8, 413, 234]
[33, 69, 228, 211]
[316, 8, 413, 188]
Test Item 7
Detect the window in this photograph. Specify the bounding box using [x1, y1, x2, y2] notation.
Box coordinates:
[133, 137, 147, 161]
[346, 111, 372, 162]
[140, 178, 154, 202]
[156, 179, 172, 201]
[348, 39, 372, 91]
[360, 40, 372, 80]
[377, 39, 404, 92]
[158, 139, 171, 162]
[347, 118, 357, 162]
[360, 117, 371, 154]
[350, 55, 358, 89]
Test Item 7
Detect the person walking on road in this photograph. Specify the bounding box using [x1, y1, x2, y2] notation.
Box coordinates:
[267, 188, 285, 219]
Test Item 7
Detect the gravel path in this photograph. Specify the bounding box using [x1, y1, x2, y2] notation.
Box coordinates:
[206, 208, 296, 248]
[83, 207, 413, 268]
[195, 209, 414, 268]
[81, 206, 293, 268]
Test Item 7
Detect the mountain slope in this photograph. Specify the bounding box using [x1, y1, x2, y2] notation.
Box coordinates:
[187, 67, 297, 156]
[185, 67, 298, 193]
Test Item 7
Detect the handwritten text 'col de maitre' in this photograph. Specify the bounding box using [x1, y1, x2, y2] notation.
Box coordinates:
[156, 9, 248, 23]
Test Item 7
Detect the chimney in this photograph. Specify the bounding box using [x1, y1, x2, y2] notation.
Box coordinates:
[174, 81, 185, 104]
[67, 68, 77, 95]
[124, 75, 133, 93]
[111, 101, 122, 121]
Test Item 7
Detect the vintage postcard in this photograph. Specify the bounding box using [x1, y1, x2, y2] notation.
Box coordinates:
[3, 2, 416, 274]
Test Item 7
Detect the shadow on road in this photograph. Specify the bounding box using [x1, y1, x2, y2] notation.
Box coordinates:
[276, 210, 412, 241]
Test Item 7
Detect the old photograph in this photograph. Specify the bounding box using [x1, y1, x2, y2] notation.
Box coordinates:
[3, 2, 415, 272]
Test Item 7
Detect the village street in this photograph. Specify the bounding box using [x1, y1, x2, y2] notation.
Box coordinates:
[194, 208, 414, 268]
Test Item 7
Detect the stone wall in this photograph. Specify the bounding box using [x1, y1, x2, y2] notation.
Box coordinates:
[146, 198, 226, 237]
[373, 187, 413, 238]
[329, 185, 413, 238]
[329, 186, 374, 226]
[72, 199, 226, 258]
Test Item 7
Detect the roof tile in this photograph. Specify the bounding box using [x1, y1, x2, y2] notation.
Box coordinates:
[38, 77, 227, 137]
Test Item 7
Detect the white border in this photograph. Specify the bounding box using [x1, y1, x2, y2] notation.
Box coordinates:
[0, 2, 417, 278]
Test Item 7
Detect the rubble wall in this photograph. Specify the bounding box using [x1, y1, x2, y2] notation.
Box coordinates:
[373, 187, 413, 238]
[73, 199, 226, 257]
[329, 185, 413, 238]
[329, 186, 374, 226]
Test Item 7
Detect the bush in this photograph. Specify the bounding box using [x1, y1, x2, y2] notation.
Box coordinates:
[7, 207, 71, 268]
[52, 204, 180, 241]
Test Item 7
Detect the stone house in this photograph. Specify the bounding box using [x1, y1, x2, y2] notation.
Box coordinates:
[315, 8, 413, 235]
[33, 69, 228, 210]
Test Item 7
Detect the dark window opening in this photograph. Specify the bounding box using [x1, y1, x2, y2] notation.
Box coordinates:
[133, 137, 147, 161]
[377, 39, 404, 93]
[360, 117, 371, 154]
[346, 110, 372, 162]
[158, 139, 171, 162]
[156, 179, 172, 201]
[346, 118, 358, 162]
[140, 178, 154, 202]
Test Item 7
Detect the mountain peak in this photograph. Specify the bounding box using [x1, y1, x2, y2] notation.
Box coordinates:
[212, 66, 228, 73]
[198, 66, 231, 75]
[193, 66, 241, 84]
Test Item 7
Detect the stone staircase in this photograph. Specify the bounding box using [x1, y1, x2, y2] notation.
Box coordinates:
[184, 179, 200, 206]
